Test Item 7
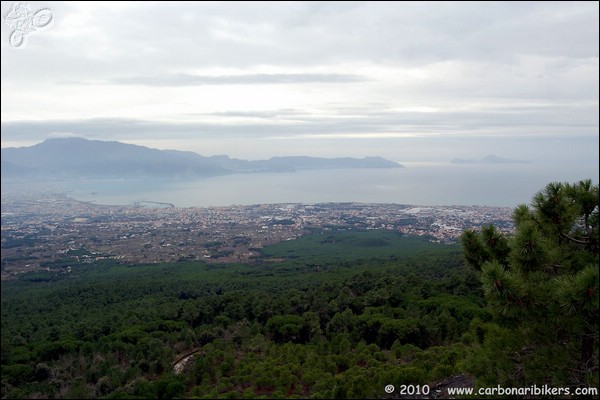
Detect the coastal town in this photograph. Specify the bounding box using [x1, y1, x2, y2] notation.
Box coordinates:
[0, 192, 514, 280]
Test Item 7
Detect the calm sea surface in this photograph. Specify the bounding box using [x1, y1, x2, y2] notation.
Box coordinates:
[50, 162, 598, 208]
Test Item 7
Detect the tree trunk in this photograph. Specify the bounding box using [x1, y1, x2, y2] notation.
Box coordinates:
[579, 333, 594, 381]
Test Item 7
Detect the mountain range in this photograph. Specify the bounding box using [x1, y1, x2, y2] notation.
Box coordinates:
[1, 138, 403, 179]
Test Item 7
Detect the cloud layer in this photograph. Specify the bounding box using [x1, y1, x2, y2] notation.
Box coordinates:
[1, 1, 598, 164]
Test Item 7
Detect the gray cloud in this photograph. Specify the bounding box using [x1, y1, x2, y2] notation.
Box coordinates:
[2, 99, 597, 144]
[107, 73, 367, 86]
[1, 1, 598, 166]
[3, 2, 598, 82]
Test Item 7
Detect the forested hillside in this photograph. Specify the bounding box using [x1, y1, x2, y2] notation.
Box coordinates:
[2, 233, 479, 398]
[1, 180, 598, 399]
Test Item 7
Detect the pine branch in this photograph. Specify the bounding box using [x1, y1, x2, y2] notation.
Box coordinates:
[560, 231, 591, 245]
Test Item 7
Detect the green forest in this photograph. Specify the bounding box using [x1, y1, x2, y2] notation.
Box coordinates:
[1, 180, 598, 399]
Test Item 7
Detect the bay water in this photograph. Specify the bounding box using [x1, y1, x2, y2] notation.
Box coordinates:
[57, 161, 598, 208]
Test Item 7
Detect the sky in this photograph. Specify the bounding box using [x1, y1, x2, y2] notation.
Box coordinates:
[1, 1, 598, 164]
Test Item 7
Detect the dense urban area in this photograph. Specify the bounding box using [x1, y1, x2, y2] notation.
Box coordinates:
[0, 191, 513, 280]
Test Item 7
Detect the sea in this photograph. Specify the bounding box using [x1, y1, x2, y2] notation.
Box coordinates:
[20, 161, 593, 209]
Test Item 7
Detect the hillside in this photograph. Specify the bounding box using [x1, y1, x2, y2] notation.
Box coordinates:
[1, 232, 479, 399]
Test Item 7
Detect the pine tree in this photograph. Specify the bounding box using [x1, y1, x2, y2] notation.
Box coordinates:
[461, 179, 599, 385]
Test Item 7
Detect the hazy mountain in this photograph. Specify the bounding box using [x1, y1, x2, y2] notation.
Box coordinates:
[1, 138, 228, 179]
[450, 154, 531, 164]
[0, 161, 42, 177]
[1, 138, 403, 179]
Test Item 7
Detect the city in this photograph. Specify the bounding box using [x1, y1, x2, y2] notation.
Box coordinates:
[1, 191, 514, 280]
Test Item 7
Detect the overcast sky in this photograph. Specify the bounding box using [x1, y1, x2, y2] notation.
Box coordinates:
[1, 1, 598, 163]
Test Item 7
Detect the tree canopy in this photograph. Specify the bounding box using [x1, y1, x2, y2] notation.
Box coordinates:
[461, 179, 599, 387]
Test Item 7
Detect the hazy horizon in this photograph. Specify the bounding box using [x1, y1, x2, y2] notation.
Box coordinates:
[1, 2, 598, 165]
[3, 134, 600, 164]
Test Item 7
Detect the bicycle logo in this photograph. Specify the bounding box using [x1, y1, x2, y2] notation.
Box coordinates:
[4, 3, 53, 48]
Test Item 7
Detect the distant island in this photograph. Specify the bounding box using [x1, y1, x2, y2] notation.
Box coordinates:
[1, 137, 403, 180]
[450, 154, 531, 164]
